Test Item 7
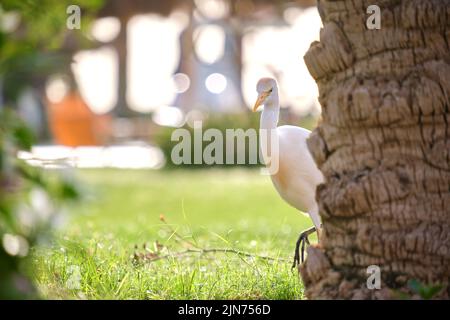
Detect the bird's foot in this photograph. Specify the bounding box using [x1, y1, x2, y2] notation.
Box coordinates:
[292, 226, 316, 269]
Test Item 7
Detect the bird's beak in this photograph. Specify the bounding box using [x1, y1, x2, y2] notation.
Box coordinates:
[253, 91, 270, 112]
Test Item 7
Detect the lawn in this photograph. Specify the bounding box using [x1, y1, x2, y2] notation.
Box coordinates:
[32, 168, 315, 299]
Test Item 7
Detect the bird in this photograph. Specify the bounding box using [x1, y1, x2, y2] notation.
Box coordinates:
[253, 77, 324, 268]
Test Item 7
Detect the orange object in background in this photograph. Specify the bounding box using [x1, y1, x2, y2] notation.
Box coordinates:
[46, 91, 112, 146]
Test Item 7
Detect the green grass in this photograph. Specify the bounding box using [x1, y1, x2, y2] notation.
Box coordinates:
[32, 168, 315, 299]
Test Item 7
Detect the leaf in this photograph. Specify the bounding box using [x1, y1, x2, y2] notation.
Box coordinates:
[12, 124, 34, 151]
[407, 279, 443, 299]
[59, 180, 81, 200]
[421, 285, 443, 300]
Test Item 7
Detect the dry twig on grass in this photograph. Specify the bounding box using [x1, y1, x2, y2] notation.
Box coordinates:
[132, 215, 288, 264]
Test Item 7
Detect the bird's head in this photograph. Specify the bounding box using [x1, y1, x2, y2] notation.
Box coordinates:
[253, 77, 278, 112]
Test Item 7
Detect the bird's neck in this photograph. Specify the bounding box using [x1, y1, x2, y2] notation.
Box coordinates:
[260, 97, 279, 130]
[259, 95, 280, 171]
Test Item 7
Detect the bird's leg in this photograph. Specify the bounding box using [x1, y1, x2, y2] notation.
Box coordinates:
[292, 226, 316, 268]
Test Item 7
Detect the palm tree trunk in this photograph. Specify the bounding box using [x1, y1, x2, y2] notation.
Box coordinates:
[300, 0, 450, 299]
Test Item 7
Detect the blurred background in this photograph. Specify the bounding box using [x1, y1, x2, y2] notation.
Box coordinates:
[0, 0, 322, 299]
[1, 0, 321, 168]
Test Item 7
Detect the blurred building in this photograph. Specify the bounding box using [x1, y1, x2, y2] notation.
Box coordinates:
[42, 0, 321, 145]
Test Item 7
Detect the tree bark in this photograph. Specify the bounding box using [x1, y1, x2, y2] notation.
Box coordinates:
[300, 0, 450, 299]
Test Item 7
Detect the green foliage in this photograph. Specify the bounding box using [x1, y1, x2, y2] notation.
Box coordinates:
[0, 109, 82, 299]
[0, 0, 102, 299]
[154, 113, 262, 169]
[407, 279, 443, 300]
[0, 0, 103, 101]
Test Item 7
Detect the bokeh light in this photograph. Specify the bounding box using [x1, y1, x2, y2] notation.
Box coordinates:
[45, 75, 69, 104]
[152, 106, 185, 127]
[91, 17, 121, 43]
[194, 24, 226, 64]
[127, 14, 182, 112]
[205, 73, 227, 94]
[2, 234, 29, 257]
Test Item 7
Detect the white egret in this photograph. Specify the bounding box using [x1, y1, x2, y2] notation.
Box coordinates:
[253, 77, 324, 267]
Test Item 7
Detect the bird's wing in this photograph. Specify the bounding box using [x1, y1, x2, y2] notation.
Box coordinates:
[277, 125, 322, 183]
[271, 125, 324, 213]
